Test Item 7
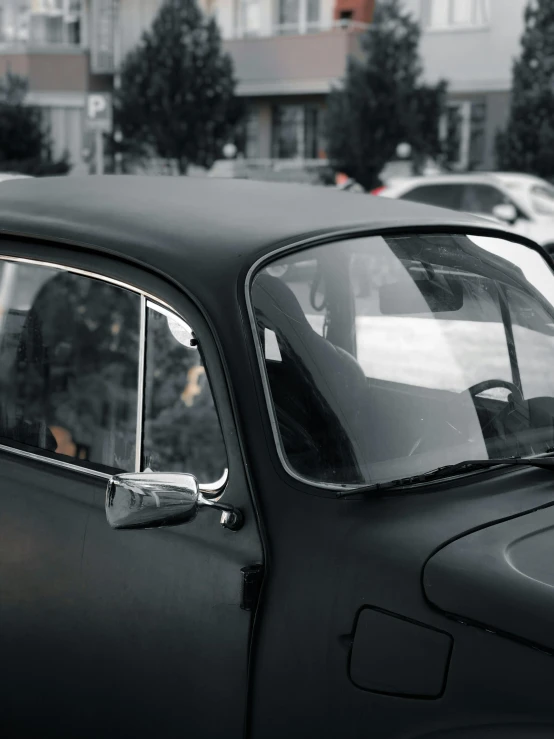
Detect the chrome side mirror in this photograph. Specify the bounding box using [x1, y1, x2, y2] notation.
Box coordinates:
[105, 472, 243, 532]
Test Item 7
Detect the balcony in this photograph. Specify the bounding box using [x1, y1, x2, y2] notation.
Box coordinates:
[224, 22, 367, 96]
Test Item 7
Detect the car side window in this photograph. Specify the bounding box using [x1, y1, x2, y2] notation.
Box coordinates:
[400, 184, 463, 210]
[0, 260, 141, 472]
[142, 304, 228, 485]
[460, 184, 509, 215]
[0, 259, 228, 483]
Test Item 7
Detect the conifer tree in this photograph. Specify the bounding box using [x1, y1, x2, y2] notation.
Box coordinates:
[115, 0, 241, 174]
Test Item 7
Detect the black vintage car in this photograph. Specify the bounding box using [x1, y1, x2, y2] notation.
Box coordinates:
[2, 177, 554, 739]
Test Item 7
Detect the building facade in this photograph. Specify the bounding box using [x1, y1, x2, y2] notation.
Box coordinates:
[0, 0, 529, 175]
[214, 0, 374, 166]
[403, 0, 528, 171]
[0, 0, 115, 173]
[116, 0, 375, 180]
[116, 0, 529, 176]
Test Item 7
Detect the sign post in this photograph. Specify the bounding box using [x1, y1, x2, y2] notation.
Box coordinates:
[86, 93, 112, 175]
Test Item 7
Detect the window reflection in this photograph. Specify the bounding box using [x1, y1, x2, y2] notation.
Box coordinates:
[143, 305, 227, 484]
[252, 234, 554, 487]
[0, 261, 140, 472]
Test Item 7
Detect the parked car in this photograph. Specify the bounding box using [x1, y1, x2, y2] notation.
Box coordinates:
[0, 172, 32, 183]
[376, 172, 554, 255]
[3, 177, 554, 739]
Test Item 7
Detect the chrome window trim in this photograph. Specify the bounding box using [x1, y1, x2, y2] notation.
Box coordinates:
[135, 294, 147, 472]
[0, 254, 180, 312]
[0, 442, 111, 480]
[0, 254, 228, 495]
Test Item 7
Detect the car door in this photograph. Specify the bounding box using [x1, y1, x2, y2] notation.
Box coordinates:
[0, 248, 262, 738]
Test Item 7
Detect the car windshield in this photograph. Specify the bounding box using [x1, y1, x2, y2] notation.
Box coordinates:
[250, 233, 554, 489]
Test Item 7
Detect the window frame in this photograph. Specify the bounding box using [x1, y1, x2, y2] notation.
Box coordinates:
[0, 254, 228, 493]
[400, 183, 465, 210]
[245, 228, 552, 492]
[237, 0, 261, 38]
[274, 0, 321, 36]
[423, 0, 490, 32]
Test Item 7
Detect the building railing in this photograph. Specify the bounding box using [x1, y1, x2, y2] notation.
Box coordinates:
[0, 0, 81, 47]
[232, 18, 371, 40]
[240, 157, 329, 168]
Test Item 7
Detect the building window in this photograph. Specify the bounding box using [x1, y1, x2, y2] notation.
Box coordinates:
[423, 0, 490, 30]
[441, 100, 487, 170]
[272, 104, 323, 159]
[0, 0, 81, 45]
[245, 108, 260, 158]
[276, 0, 320, 35]
[238, 0, 261, 37]
[272, 104, 301, 158]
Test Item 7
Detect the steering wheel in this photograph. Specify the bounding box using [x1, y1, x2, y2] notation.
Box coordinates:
[408, 379, 524, 459]
[466, 379, 523, 402]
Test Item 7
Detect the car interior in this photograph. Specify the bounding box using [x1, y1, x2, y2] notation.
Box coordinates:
[252, 236, 554, 487]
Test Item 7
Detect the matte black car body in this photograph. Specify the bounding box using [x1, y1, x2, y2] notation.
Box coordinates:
[1, 177, 554, 739]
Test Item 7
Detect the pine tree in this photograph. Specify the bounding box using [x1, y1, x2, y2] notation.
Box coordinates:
[115, 0, 241, 174]
[325, 0, 446, 191]
[0, 72, 69, 175]
[496, 0, 554, 178]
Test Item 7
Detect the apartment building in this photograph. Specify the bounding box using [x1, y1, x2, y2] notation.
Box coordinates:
[0, 0, 115, 173]
[403, 0, 528, 171]
[0, 0, 530, 175]
[213, 0, 374, 165]
[117, 0, 531, 176]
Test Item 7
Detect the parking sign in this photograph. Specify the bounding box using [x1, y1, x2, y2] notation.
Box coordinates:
[86, 93, 112, 132]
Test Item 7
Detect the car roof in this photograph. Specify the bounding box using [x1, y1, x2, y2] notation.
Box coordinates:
[0, 175, 521, 300]
[386, 172, 508, 188]
[386, 171, 553, 190]
[0, 173, 32, 182]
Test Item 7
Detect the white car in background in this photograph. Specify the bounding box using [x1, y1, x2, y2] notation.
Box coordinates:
[0, 173, 32, 183]
[375, 172, 554, 256]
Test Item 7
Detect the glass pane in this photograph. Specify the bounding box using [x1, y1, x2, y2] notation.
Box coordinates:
[278, 0, 299, 32]
[272, 105, 302, 159]
[460, 184, 507, 214]
[240, 0, 260, 34]
[451, 0, 473, 25]
[307, 0, 319, 23]
[469, 101, 486, 168]
[251, 234, 554, 487]
[143, 305, 227, 485]
[531, 185, 554, 216]
[444, 104, 463, 165]
[0, 261, 140, 472]
[475, 0, 490, 24]
[304, 106, 321, 159]
[0, 0, 83, 44]
[428, 0, 449, 27]
[401, 184, 463, 209]
[246, 109, 260, 158]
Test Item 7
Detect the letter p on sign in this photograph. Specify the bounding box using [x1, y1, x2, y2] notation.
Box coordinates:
[86, 93, 112, 132]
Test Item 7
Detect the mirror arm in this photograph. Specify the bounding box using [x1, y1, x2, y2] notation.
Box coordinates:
[199, 493, 244, 532]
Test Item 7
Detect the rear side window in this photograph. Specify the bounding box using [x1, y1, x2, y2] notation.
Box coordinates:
[0, 259, 227, 482]
[400, 184, 463, 210]
[460, 184, 509, 214]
